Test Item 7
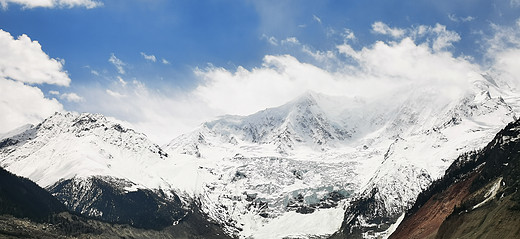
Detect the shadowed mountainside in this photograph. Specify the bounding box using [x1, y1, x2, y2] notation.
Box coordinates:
[389, 119, 520, 239]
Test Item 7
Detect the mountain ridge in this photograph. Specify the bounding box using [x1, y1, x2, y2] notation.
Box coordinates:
[389, 118, 520, 239]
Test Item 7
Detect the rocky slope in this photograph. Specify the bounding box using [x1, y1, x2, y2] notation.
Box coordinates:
[0, 167, 66, 222]
[0, 166, 230, 239]
[389, 118, 520, 239]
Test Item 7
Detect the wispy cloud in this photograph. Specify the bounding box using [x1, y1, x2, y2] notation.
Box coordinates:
[370, 22, 461, 52]
[140, 52, 157, 62]
[106, 89, 126, 98]
[60, 92, 84, 102]
[413, 24, 461, 51]
[262, 34, 278, 46]
[371, 21, 406, 38]
[0, 0, 103, 9]
[484, 18, 520, 89]
[448, 14, 475, 23]
[343, 28, 356, 41]
[117, 76, 127, 86]
[313, 14, 322, 24]
[281, 37, 300, 45]
[109, 53, 126, 74]
[161, 58, 170, 64]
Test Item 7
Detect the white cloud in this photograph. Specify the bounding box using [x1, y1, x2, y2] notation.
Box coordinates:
[117, 76, 127, 86]
[109, 53, 126, 74]
[343, 28, 356, 41]
[49, 90, 60, 95]
[282, 37, 300, 45]
[190, 23, 478, 119]
[449, 13, 475, 23]
[0, 29, 71, 86]
[0, 0, 102, 9]
[0, 78, 63, 133]
[313, 14, 322, 24]
[302, 45, 337, 63]
[372, 21, 406, 38]
[192, 55, 340, 116]
[484, 19, 520, 90]
[0, 29, 70, 133]
[429, 24, 461, 51]
[448, 14, 458, 22]
[106, 89, 125, 98]
[262, 34, 278, 46]
[484, 19, 520, 56]
[77, 81, 215, 144]
[462, 16, 475, 22]
[372, 22, 461, 51]
[60, 92, 84, 102]
[140, 52, 157, 62]
[161, 58, 170, 64]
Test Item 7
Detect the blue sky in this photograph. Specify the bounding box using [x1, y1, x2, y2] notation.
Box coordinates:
[1, 0, 520, 143]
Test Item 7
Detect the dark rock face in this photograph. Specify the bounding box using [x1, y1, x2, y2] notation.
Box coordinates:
[330, 187, 400, 239]
[48, 176, 186, 230]
[0, 168, 232, 238]
[0, 167, 66, 222]
[389, 119, 520, 239]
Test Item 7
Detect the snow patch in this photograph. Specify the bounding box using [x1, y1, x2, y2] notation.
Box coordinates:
[472, 177, 502, 210]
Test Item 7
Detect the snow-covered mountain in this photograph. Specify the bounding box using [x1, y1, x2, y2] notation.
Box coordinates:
[0, 112, 169, 189]
[165, 75, 518, 238]
[1, 73, 518, 238]
[0, 112, 194, 229]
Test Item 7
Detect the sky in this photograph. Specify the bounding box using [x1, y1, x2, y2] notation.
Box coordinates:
[1, 0, 520, 144]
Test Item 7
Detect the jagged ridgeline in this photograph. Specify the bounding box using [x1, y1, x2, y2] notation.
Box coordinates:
[389, 119, 520, 239]
[1, 77, 518, 238]
[0, 112, 231, 238]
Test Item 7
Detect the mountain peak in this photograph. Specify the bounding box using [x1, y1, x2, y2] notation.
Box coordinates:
[0, 111, 169, 188]
[288, 90, 320, 109]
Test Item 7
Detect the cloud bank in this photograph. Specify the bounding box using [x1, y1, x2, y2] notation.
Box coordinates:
[0, 29, 68, 133]
[5, 20, 520, 145]
[77, 22, 505, 144]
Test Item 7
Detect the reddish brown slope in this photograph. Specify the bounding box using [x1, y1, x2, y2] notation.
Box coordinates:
[389, 173, 477, 239]
[389, 119, 520, 239]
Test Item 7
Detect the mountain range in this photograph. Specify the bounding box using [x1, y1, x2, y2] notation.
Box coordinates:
[1, 73, 519, 238]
